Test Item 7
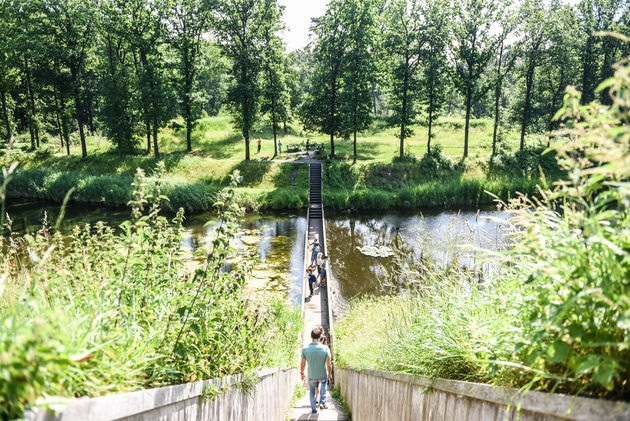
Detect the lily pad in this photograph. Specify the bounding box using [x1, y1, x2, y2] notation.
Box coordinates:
[357, 245, 395, 258]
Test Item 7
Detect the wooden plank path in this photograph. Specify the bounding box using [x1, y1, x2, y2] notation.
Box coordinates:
[289, 162, 347, 421]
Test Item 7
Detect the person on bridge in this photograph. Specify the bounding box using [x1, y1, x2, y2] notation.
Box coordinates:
[314, 327, 329, 407]
[318, 255, 328, 287]
[301, 327, 332, 414]
[310, 238, 322, 268]
[307, 268, 317, 298]
[316, 252, 323, 278]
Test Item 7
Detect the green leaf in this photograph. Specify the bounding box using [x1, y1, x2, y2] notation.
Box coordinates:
[547, 340, 570, 363]
[572, 355, 600, 375]
[593, 358, 617, 391]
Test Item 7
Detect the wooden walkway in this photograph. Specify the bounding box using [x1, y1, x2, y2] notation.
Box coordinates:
[290, 162, 347, 421]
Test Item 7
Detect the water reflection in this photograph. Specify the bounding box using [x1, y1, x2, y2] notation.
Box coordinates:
[7, 201, 306, 304]
[325, 210, 511, 299]
[7, 201, 511, 303]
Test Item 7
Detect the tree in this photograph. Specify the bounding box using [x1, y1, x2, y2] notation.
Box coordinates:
[0, 0, 18, 151]
[282, 52, 302, 132]
[301, 0, 346, 158]
[450, 0, 502, 157]
[260, 0, 288, 157]
[489, 4, 517, 156]
[216, 0, 273, 161]
[170, 0, 213, 152]
[516, 0, 553, 151]
[98, 0, 141, 154]
[126, 0, 172, 159]
[576, 0, 629, 104]
[196, 40, 229, 116]
[339, 0, 379, 163]
[419, 0, 450, 154]
[537, 3, 580, 136]
[40, 0, 97, 158]
[384, 0, 424, 158]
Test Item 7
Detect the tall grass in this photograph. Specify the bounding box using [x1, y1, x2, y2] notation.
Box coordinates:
[0, 165, 301, 419]
[335, 56, 630, 400]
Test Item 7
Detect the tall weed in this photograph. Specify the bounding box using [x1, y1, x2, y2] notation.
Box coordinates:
[0, 166, 300, 419]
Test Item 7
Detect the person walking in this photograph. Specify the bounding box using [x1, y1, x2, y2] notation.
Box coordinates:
[310, 238, 322, 269]
[319, 255, 328, 287]
[257, 138, 262, 153]
[307, 267, 317, 298]
[314, 327, 329, 407]
[316, 252, 323, 284]
[301, 328, 332, 414]
[278, 140, 282, 154]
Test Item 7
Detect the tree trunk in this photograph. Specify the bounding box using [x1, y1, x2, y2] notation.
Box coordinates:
[244, 129, 250, 161]
[329, 77, 336, 158]
[272, 104, 278, 158]
[492, 81, 501, 156]
[53, 85, 64, 148]
[153, 116, 160, 159]
[520, 63, 535, 151]
[59, 91, 71, 156]
[146, 120, 151, 154]
[283, 119, 287, 133]
[427, 105, 433, 154]
[400, 72, 408, 158]
[372, 82, 377, 115]
[29, 128, 35, 150]
[73, 84, 87, 158]
[24, 56, 40, 148]
[1, 91, 14, 150]
[87, 100, 95, 133]
[581, 35, 594, 104]
[464, 88, 471, 158]
[353, 130, 357, 163]
[185, 102, 192, 152]
[492, 42, 505, 157]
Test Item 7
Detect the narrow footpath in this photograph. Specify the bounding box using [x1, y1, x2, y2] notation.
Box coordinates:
[289, 162, 347, 421]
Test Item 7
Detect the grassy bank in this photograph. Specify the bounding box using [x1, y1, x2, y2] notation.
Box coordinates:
[334, 70, 630, 400]
[0, 170, 302, 419]
[3, 145, 556, 214]
[2, 113, 556, 213]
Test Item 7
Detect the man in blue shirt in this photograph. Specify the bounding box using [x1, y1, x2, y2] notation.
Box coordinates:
[300, 328, 332, 414]
[307, 268, 317, 298]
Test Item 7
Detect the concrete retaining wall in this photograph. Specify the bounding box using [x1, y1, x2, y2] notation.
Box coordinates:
[336, 368, 630, 421]
[27, 367, 298, 421]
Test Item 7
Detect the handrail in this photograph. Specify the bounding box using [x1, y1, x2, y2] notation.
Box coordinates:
[319, 163, 336, 385]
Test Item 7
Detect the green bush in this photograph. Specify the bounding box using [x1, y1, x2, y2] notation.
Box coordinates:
[335, 57, 630, 399]
[0, 169, 301, 419]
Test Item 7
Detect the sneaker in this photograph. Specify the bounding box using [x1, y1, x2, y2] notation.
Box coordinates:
[320, 403, 328, 409]
[311, 410, 318, 414]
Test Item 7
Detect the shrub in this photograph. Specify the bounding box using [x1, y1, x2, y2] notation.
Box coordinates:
[418, 144, 454, 174]
[335, 52, 630, 400]
[0, 168, 301, 418]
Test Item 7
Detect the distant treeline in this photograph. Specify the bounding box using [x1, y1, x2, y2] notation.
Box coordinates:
[0, 0, 627, 161]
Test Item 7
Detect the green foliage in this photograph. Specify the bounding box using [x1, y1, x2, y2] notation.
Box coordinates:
[338, 0, 380, 162]
[335, 54, 630, 399]
[489, 145, 561, 178]
[260, 0, 289, 156]
[216, 0, 281, 160]
[383, 0, 424, 155]
[299, 0, 347, 157]
[0, 167, 301, 419]
[450, 0, 504, 157]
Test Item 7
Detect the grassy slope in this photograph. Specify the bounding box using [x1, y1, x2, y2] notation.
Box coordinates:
[4, 114, 545, 212]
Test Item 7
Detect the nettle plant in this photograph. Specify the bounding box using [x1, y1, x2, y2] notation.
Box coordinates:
[0, 163, 299, 419]
[506, 41, 630, 398]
